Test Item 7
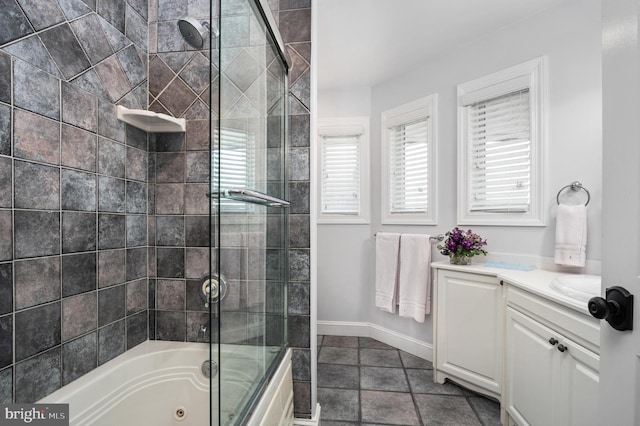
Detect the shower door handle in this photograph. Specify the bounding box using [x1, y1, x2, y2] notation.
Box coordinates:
[209, 189, 290, 207]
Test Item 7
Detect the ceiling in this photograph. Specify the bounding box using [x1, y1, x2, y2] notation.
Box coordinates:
[316, 0, 570, 90]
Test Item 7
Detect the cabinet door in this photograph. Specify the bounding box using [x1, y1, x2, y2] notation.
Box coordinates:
[436, 270, 502, 394]
[505, 307, 559, 426]
[557, 337, 599, 426]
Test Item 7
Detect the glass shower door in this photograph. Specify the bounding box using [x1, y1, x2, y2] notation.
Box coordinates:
[213, 0, 289, 424]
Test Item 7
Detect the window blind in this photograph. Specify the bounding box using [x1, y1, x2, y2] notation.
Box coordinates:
[389, 117, 429, 213]
[212, 128, 256, 211]
[320, 134, 361, 214]
[467, 89, 531, 212]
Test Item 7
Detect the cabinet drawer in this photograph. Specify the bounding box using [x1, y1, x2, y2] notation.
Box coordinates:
[506, 285, 599, 353]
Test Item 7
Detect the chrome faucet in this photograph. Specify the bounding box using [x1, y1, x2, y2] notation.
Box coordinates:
[198, 325, 208, 340]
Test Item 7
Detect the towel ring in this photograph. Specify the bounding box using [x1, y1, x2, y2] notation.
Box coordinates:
[556, 181, 590, 206]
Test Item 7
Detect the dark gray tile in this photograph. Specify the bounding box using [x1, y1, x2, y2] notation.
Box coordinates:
[0, 103, 10, 156]
[186, 311, 209, 343]
[185, 120, 208, 151]
[400, 350, 433, 369]
[4, 34, 61, 79]
[0, 158, 8, 208]
[58, 0, 93, 19]
[10, 129, 49, 177]
[185, 280, 206, 311]
[14, 160, 60, 210]
[0, 52, 9, 104]
[156, 21, 184, 53]
[289, 114, 309, 147]
[62, 82, 98, 132]
[291, 349, 311, 381]
[97, 14, 129, 52]
[467, 396, 501, 426]
[15, 302, 61, 361]
[71, 68, 110, 100]
[17, 0, 65, 30]
[126, 247, 146, 281]
[184, 247, 207, 280]
[95, 55, 131, 102]
[185, 152, 208, 182]
[0, 315, 12, 369]
[62, 169, 97, 211]
[98, 214, 125, 249]
[125, 5, 147, 51]
[0, 211, 12, 261]
[14, 210, 60, 259]
[360, 366, 409, 392]
[360, 348, 402, 368]
[61, 125, 97, 172]
[406, 369, 464, 395]
[62, 212, 97, 253]
[98, 284, 125, 326]
[63, 332, 97, 385]
[15, 257, 61, 310]
[62, 292, 97, 341]
[323, 335, 358, 348]
[156, 216, 184, 246]
[98, 138, 126, 178]
[155, 132, 185, 152]
[0, 0, 34, 46]
[156, 248, 184, 278]
[126, 278, 147, 314]
[289, 214, 309, 248]
[62, 253, 97, 297]
[148, 56, 175, 98]
[156, 280, 185, 310]
[126, 146, 146, 182]
[361, 390, 420, 425]
[126, 215, 146, 247]
[156, 152, 185, 183]
[184, 184, 206, 215]
[98, 319, 125, 365]
[70, 13, 113, 65]
[288, 281, 309, 315]
[293, 382, 311, 418]
[358, 337, 395, 350]
[15, 348, 61, 403]
[288, 147, 309, 181]
[317, 363, 358, 389]
[279, 8, 310, 43]
[158, 77, 196, 117]
[126, 181, 147, 214]
[179, 53, 210, 94]
[155, 184, 184, 214]
[13, 60, 60, 120]
[40, 23, 91, 79]
[0, 367, 11, 403]
[158, 0, 186, 20]
[289, 249, 310, 281]
[98, 99, 125, 142]
[185, 216, 209, 247]
[414, 394, 482, 426]
[156, 310, 185, 341]
[126, 311, 147, 349]
[98, 176, 125, 213]
[318, 347, 358, 366]
[317, 388, 359, 422]
[117, 45, 146, 87]
[288, 181, 309, 214]
[0, 264, 12, 315]
[97, 0, 126, 33]
[98, 249, 125, 288]
[125, 125, 147, 150]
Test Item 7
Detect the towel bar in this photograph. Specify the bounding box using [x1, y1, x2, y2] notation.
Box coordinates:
[556, 181, 590, 206]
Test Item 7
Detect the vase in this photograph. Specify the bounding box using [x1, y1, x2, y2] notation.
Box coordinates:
[449, 253, 472, 265]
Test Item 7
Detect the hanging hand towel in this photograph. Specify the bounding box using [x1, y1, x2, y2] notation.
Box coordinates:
[375, 232, 401, 313]
[398, 234, 432, 322]
[554, 204, 587, 267]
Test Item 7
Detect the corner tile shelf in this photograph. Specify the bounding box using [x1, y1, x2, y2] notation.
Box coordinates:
[116, 105, 186, 133]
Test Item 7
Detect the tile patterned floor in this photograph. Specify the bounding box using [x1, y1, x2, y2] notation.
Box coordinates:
[317, 335, 502, 425]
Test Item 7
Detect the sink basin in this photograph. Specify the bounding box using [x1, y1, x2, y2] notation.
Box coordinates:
[550, 274, 601, 302]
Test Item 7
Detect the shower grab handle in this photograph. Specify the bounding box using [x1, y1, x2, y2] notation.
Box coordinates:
[209, 189, 290, 207]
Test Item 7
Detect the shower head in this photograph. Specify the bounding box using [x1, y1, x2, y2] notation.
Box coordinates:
[178, 17, 213, 48]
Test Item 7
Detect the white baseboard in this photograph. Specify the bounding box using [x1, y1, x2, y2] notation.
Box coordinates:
[317, 320, 433, 362]
[293, 403, 321, 426]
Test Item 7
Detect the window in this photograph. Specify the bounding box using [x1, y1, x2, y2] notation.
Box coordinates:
[457, 57, 546, 226]
[213, 127, 256, 212]
[381, 95, 437, 225]
[317, 117, 370, 224]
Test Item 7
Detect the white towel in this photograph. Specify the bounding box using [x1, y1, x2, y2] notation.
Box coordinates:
[398, 234, 432, 322]
[375, 232, 401, 313]
[554, 204, 587, 267]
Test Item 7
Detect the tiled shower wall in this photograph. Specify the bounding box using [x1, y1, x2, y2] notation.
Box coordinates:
[0, 0, 150, 403]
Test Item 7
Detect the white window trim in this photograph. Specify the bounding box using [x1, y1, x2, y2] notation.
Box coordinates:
[457, 57, 546, 226]
[381, 94, 438, 225]
[317, 117, 370, 224]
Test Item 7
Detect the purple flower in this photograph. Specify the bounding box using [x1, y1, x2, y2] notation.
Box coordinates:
[437, 227, 488, 257]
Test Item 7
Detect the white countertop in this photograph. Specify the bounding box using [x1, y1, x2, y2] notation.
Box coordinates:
[431, 261, 599, 315]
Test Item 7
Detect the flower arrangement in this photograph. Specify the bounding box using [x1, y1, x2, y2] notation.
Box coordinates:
[437, 227, 488, 265]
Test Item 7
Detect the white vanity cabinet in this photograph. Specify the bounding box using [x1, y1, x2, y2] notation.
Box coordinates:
[504, 285, 600, 426]
[433, 269, 503, 400]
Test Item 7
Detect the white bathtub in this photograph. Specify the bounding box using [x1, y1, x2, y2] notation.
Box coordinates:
[40, 341, 293, 426]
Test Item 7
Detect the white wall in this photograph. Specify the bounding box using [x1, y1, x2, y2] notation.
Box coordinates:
[317, 0, 602, 345]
